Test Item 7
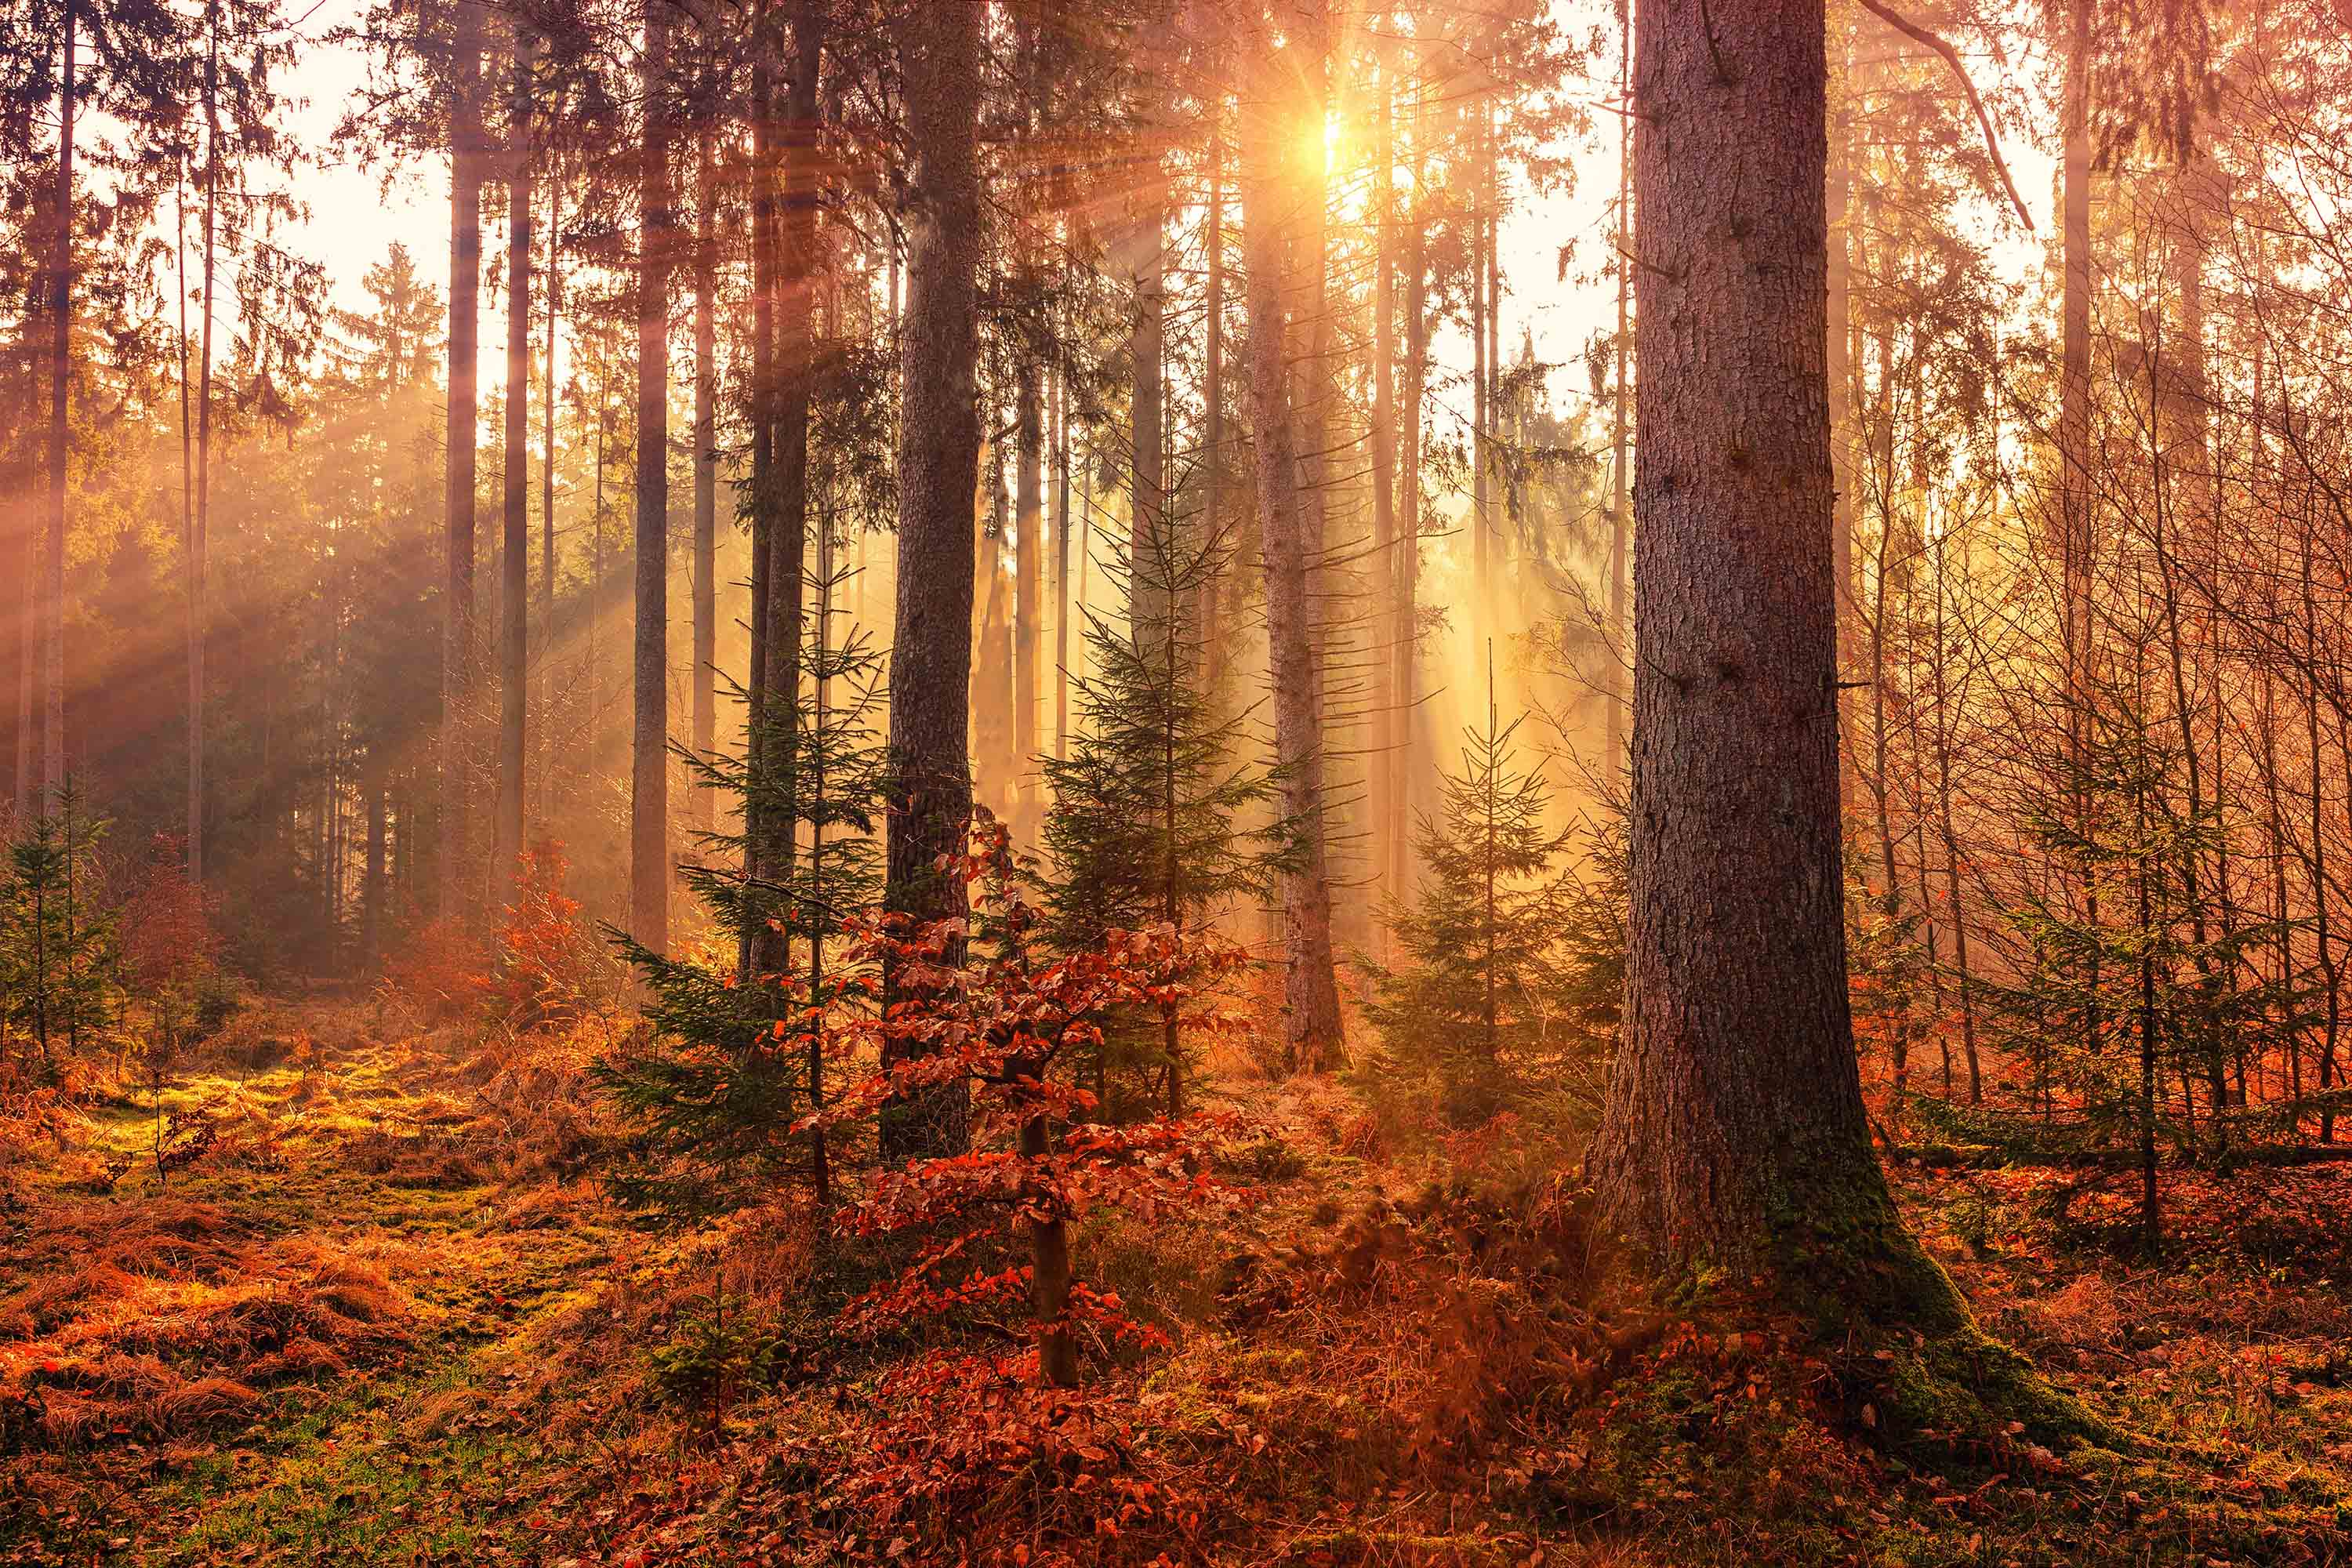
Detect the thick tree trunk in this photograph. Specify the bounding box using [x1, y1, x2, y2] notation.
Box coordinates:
[497, 26, 533, 909]
[444, 0, 484, 916]
[1242, 39, 1345, 1075]
[1589, 0, 1951, 1337]
[631, 0, 673, 951]
[880, 0, 983, 1161]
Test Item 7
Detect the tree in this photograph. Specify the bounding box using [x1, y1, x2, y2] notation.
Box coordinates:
[630, 0, 673, 953]
[880, 0, 985, 1162]
[1584, 0, 2094, 1442]
[1366, 656, 1594, 1126]
[1238, 11, 1345, 1075]
[495, 18, 534, 911]
[443, 0, 485, 920]
[1039, 520, 1286, 1117]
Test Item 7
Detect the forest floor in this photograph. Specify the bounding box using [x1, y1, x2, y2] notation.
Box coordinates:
[7, 1000, 2352, 1566]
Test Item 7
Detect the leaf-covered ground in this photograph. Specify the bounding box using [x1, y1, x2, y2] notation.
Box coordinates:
[8, 1002, 2352, 1566]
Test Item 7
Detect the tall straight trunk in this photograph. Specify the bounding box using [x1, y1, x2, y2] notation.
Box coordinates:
[1470, 138, 1489, 618]
[692, 124, 718, 836]
[1393, 169, 1428, 913]
[1242, 37, 1345, 1074]
[1053, 368, 1071, 759]
[497, 26, 534, 906]
[2059, 2, 2093, 800]
[740, 44, 776, 982]
[880, 0, 982, 1161]
[1607, 13, 1631, 764]
[444, 0, 485, 914]
[1825, 16, 1853, 618]
[631, 0, 673, 951]
[539, 170, 559, 824]
[1015, 355, 1042, 783]
[365, 782, 387, 966]
[1590, 0, 1925, 1305]
[1370, 64, 1396, 939]
[1929, 528, 1981, 1102]
[1200, 104, 1225, 691]
[1127, 131, 1167, 650]
[749, 1, 822, 985]
[43, 0, 76, 813]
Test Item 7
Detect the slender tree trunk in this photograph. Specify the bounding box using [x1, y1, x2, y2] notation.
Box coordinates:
[880, 0, 983, 1161]
[43, 0, 77, 815]
[497, 25, 534, 908]
[444, 0, 485, 916]
[1201, 103, 1225, 693]
[692, 123, 718, 837]
[1053, 369, 1071, 760]
[631, 0, 673, 951]
[1242, 35, 1345, 1074]
[1393, 172, 1428, 912]
[1590, 0, 1929, 1310]
[740, 41, 777, 984]
[540, 169, 559, 826]
[1015, 354, 1042, 791]
[1370, 65, 1396, 942]
[1607, 13, 1632, 765]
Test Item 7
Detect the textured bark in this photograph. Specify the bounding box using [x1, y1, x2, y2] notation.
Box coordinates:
[539, 173, 559, 826]
[1392, 144, 1428, 931]
[1588, 0, 1893, 1284]
[748, 1, 822, 989]
[739, 43, 776, 985]
[880, 0, 982, 1162]
[1370, 67, 1396, 938]
[44, 0, 75, 813]
[1016, 356, 1042, 783]
[191, 19, 219, 871]
[496, 26, 533, 909]
[631, 0, 673, 951]
[443, 0, 484, 915]
[2059, 4, 2092, 762]
[1053, 369, 1071, 760]
[1241, 39, 1345, 1075]
[1608, 13, 1631, 764]
[692, 124, 717, 837]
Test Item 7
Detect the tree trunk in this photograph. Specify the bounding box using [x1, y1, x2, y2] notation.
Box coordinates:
[1370, 63, 1396, 945]
[1241, 35, 1345, 1075]
[540, 169, 559, 826]
[1589, 0, 1956, 1339]
[692, 123, 718, 837]
[1015, 354, 1042, 798]
[631, 0, 673, 952]
[880, 0, 983, 1162]
[444, 0, 484, 916]
[497, 24, 533, 909]
[1053, 368, 1071, 760]
[44, 0, 76, 814]
[1607, 10, 1631, 766]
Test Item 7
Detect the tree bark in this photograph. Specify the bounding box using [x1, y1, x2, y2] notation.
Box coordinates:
[1241, 34, 1345, 1075]
[44, 0, 76, 815]
[880, 0, 983, 1161]
[497, 24, 534, 909]
[631, 0, 673, 951]
[444, 0, 485, 915]
[1589, 0, 1936, 1323]
[692, 122, 718, 837]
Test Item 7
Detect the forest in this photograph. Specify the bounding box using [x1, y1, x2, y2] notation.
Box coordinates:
[9, 0, 2352, 1563]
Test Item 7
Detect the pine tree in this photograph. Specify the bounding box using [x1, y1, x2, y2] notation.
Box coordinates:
[1364, 655, 1594, 1125]
[1, 782, 117, 1078]
[1039, 520, 1284, 1117]
[601, 561, 886, 1214]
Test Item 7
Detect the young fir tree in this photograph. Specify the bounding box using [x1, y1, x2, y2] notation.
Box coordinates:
[600, 559, 886, 1214]
[2, 783, 118, 1079]
[1364, 654, 1592, 1126]
[1038, 511, 1286, 1118]
[1965, 666, 2305, 1258]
